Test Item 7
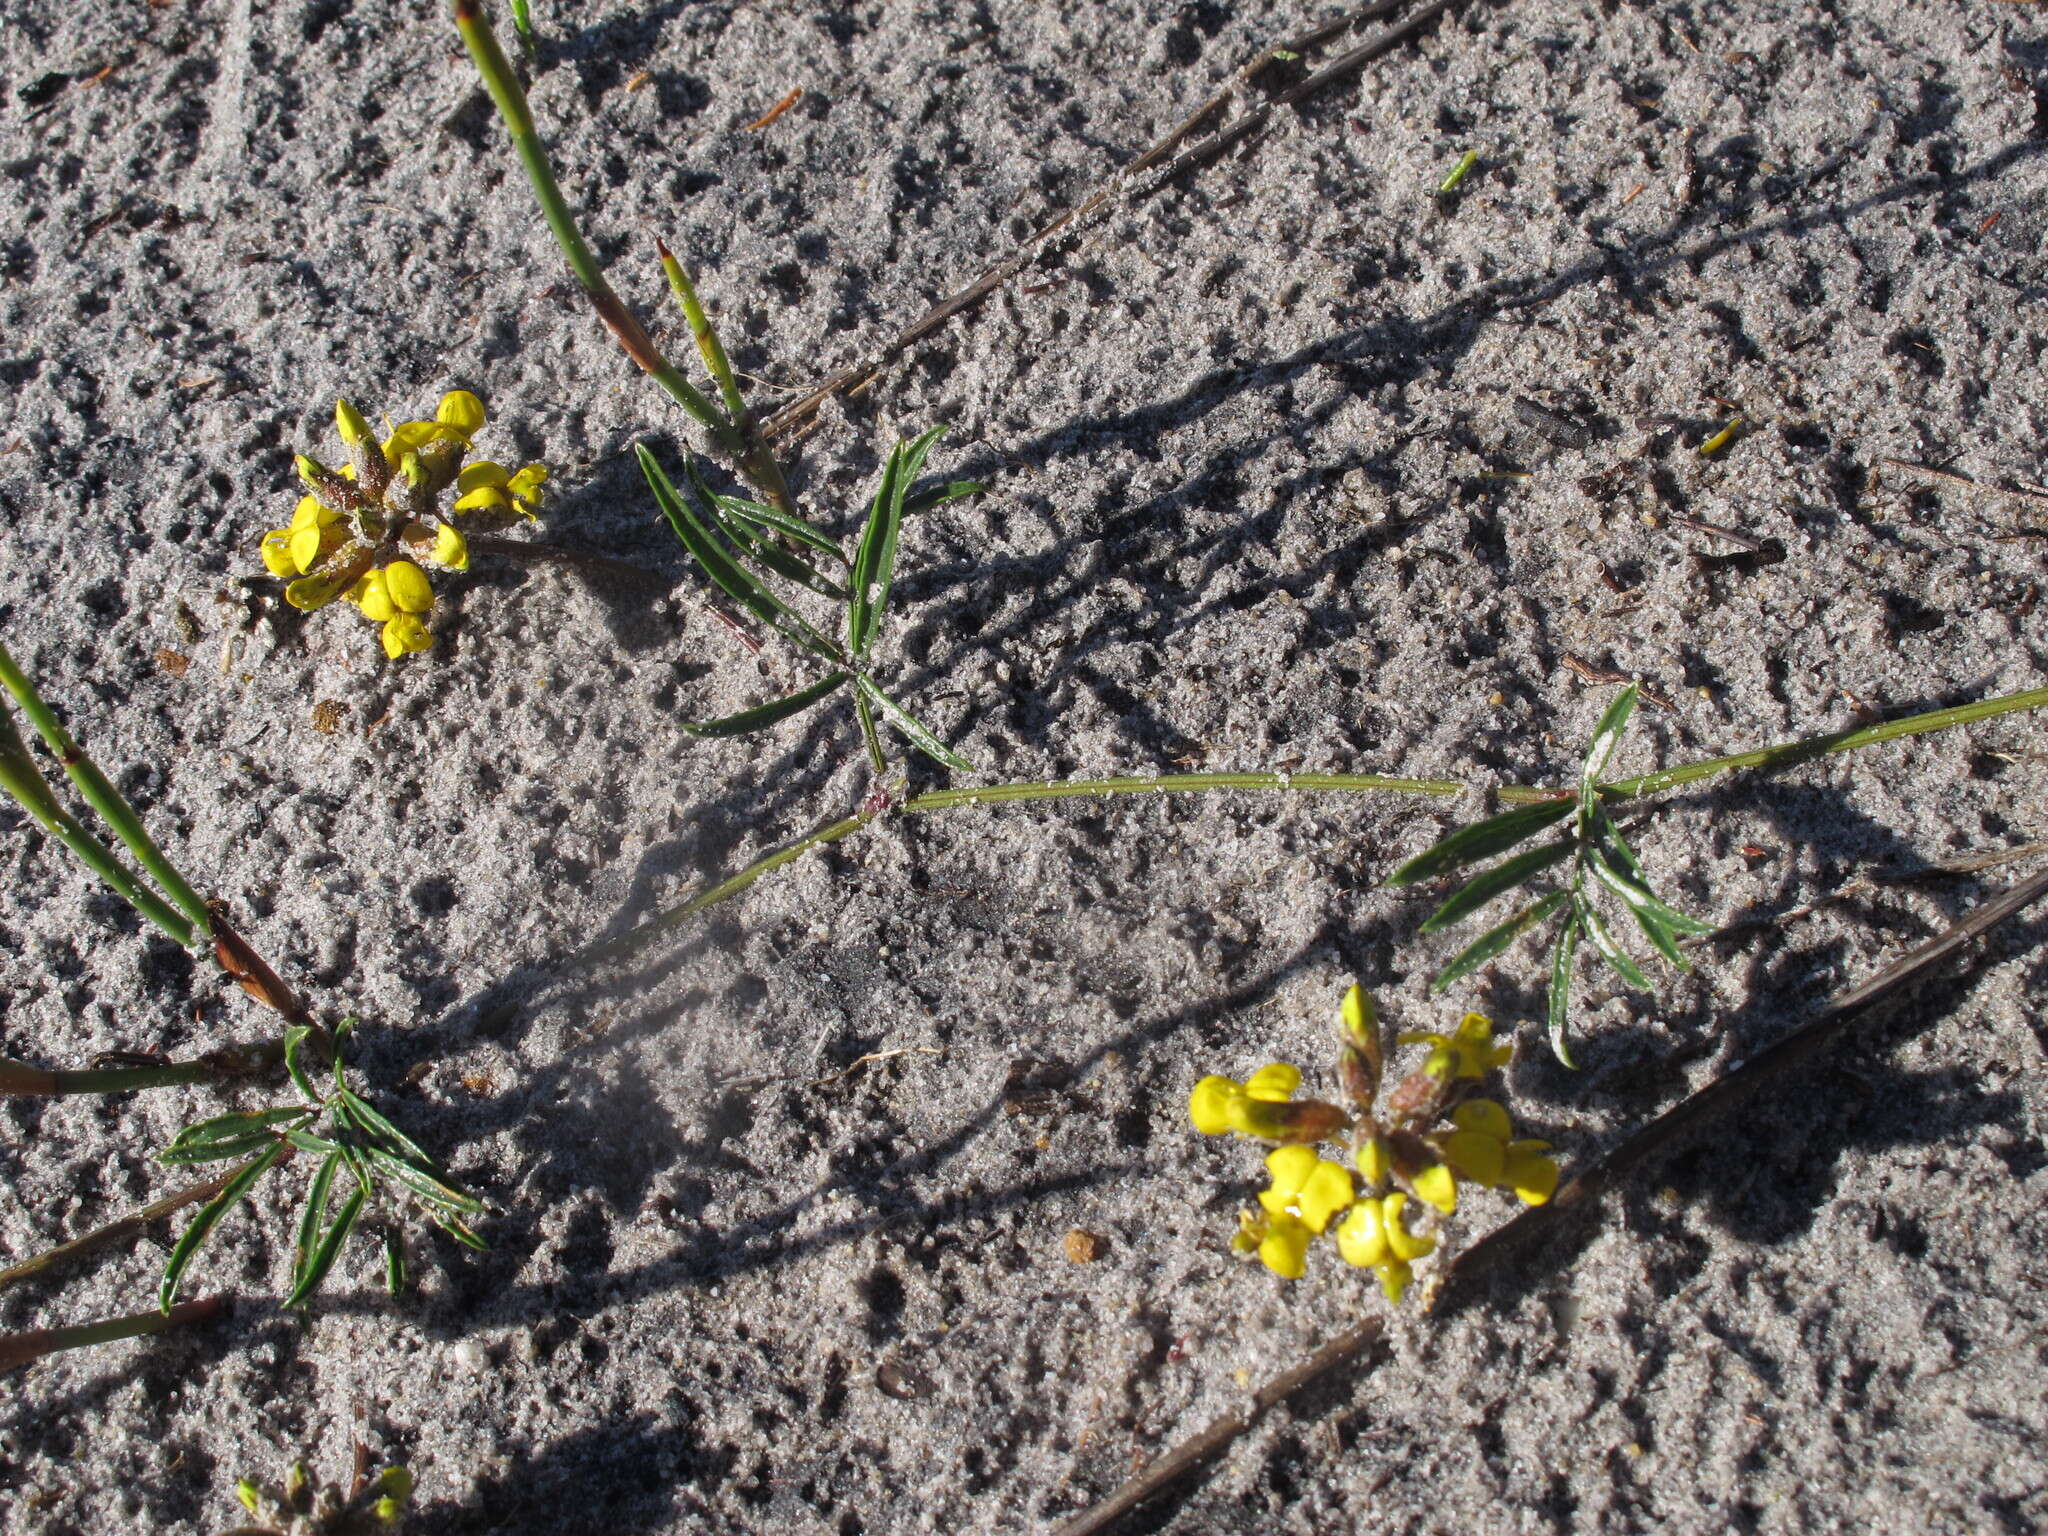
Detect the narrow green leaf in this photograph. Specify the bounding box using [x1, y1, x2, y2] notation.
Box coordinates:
[638, 444, 838, 662]
[333, 1088, 436, 1168]
[1417, 835, 1576, 935]
[383, 1228, 407, 1296]
[706, 489, 849, 565]
[282, 1025, 319, 1105]
[1594, 820, 1716, 935]
[853, 676, 972, 772]
[683, 455, 845, 599]
[282, 1179, 365, 1309]
[902, 479, 986, 517]
[159, 1140, 286, 1312]
[684, 673, 849, 739]
[1387, 798, 1575, 888]
[292, 1150, 343, 1294]
[161, 1106, 310, 1161]
[430, 1210, 490, 1251]
[1547, 914, 1584, 1068]
[1430, 889, 1570, 994]
[1583, 846, 1710, 969]
[1574, 892, 1649, 989]
[361, 1145, 483, 1215]
[1579, 685, 1639, 833]
[285, 1128, 341, 1156]
[849, 425, 948, 658]
[158, 1132, 294, 1167]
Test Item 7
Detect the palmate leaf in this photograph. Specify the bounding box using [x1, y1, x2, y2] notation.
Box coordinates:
[1578, 685, 1639, 834]
[638, 444, 838, 663]
[1386, 797, 1575, 888]
[361, 1146, 483, 1216]
[1547, 912, 1585, 1068]
[1584, 845, 1709, 971]
[1430, 889, 1570, 994]
[706, 488, 848, 565]
[848, 425, 948, 658]
[684, 672, 850, 739]
[1418, 834, 1577, 935]
[854, 675, 972, 772]
[159, 1138, 288, 1312]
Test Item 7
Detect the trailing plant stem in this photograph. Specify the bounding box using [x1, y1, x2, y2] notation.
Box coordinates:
[1497, 687, 2048, 805]
[0, 1297, 225, 1372]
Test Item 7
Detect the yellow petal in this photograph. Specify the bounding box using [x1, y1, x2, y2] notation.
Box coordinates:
[353, 570, 395, 622]
[1411, 1161, 1460, 1215]
[1263, 1144, 1320, 1195]
[1257, 1215, 1311, 1280]
[1244, 1064, 1301, 1102]
[506, 463, 548, 511]
[290, 495, 332, 532]
[1381, 1194, 1436, 1263]
[1296, 1159, 1355, 1232]
[429, 522, 469, 572]
[452, 485, 512, 514]
[288, 524, 325, 575]
[456, 460, 512, 494]
[259, 530, 296, 578]
[1439, 1129, 1504, 1187]
[1453, 1099, 1512, 1140]
[1188, 1076, 1243, 1136]
[381, 614, 432, 660]
[1504, 1145, 1559, 1206]
[383, 559, 434, 614]
[436, 390, 486, 437]
[284, 570, 351, 611]
[382, 421, 443, 463]
[1335, 1201, 1387, 1269]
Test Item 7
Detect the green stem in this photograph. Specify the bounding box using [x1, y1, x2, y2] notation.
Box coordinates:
[855, 691, 888, 779]
[0, 1038, 285, 1097]
[0, 1297, 226, 1371]
[454, 1, 745, 462]
[1497, 686, 2048, 805]
[571, 770, 1461, 970]
[0, 640, 212, 938]
[0, 690, 196, 948]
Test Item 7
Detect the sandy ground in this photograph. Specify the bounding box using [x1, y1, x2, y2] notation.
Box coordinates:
[2, 0, 2047, 1531]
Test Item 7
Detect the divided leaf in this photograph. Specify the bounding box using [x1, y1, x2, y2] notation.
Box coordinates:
[853, 675, 972, 772]
[159, 1139, 287, 1312]
[1418, 835, 1576, 935]
[1430, 889, 1569, 994]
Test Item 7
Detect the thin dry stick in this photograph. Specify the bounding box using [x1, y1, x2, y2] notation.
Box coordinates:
[0, 1165, 241, 1292]
[1047, 1318, 1387, 1536]
[1052, 865, 2048, 1535]
[762, 0, 1468, 444]
[0, 1296, 226, 1372]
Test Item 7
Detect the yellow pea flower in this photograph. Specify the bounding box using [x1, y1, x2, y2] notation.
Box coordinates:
[1256, 1211, 1314, 1280]
[1257, 1145, 1354, 1234]
[382, 559, 434, 615]
[436, 390, 486, 438]
[1335, 1192, 1436, 1302]
[380, 614, 432, 660]
[1188, 1065, 1348, 1143]
[350, 570, 396, 623]
[1397, 1011, 1513, 1081]
[452, 459, 547, 520]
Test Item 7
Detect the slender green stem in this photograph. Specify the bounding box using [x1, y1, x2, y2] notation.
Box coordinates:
[0, 641, 212, 938]
[454, 1, 748, 464]
[907, 770, 1462, 810]
[0, 1038, 285, 1097]
[571, 771, 1461, 971]
[0, 1297, 226, 1371]
[1497, 686, 2048, 805]
[0, 691, 196, 948]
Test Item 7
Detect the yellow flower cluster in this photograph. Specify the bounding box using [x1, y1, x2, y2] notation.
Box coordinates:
[256, 391, 547, 660]
[1190, 988, 1561, 1303]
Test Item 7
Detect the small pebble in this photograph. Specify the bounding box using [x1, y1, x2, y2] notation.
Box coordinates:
[1064, 1229, 1105, 1264]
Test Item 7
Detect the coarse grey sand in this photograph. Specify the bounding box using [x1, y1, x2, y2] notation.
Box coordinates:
[2, 0, 2047, 1531]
